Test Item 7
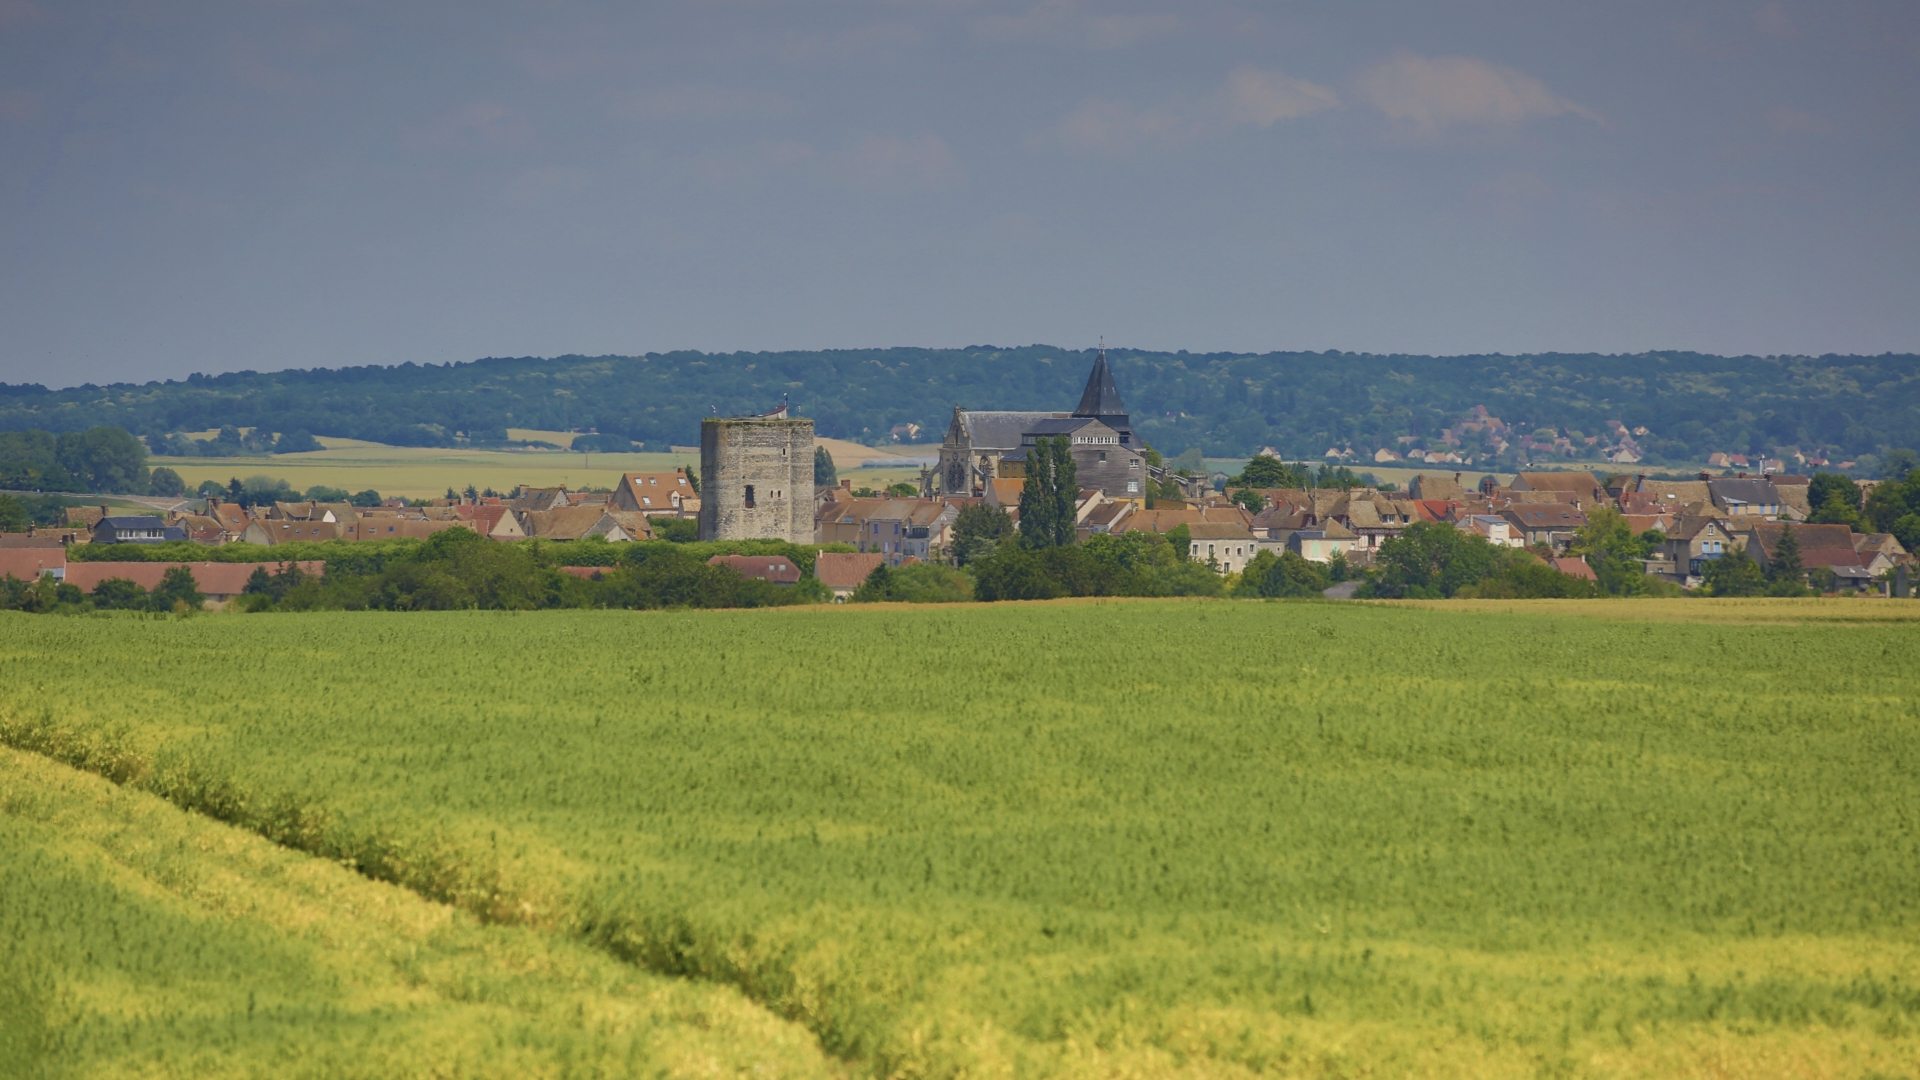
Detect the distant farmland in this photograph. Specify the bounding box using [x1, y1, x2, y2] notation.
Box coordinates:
[151, 435, 931, 498]
[4, 599, 1917, 1076]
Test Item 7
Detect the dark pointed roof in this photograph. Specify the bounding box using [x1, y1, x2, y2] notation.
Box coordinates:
[1073, 349, 1132, 434]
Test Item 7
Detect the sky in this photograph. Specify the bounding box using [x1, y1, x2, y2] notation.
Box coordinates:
[1, 1, 1917, 387]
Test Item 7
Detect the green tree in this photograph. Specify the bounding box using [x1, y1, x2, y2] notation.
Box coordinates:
[1702, 547, 1767, 597]
[1370, 522, 1499, 598]
[0, 494, 27, 532]
[1231, 456, 1306, 489]
[814, 446, 837, 487]
[149, 566, 203, 612]
[1017, 436, 1076, 550]
[147, 466, 185, 497]
[1166, 524, 1191, 561]
[91, 577, 149, 610]
[885, 481, 918, 497]
[1570, 507, 1653, 595]
[951, 503, 1013, 566]
[54, 426, 149, 492]
[1228, 489, 1265, 513]
[1233, 549, 1329, 598]
[350, 489, 384, 507]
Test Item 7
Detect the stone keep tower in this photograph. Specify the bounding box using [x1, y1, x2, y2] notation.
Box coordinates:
[697, 407, 815, 543]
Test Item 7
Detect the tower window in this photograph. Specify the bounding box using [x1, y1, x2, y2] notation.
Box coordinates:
[744, 485, 756, 508]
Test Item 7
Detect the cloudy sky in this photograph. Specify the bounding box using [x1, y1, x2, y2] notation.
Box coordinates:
[1, 1, 1916, 386]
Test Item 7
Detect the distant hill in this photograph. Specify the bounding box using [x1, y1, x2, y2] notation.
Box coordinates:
[2, 347, 1914, 468]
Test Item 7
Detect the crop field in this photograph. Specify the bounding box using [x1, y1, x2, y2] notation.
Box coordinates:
[3, 599, 1918, 1076]
[0, 748, 832, 1078]
[151, 436, 933, 498]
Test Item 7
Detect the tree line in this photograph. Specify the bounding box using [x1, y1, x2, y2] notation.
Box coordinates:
[5, 347, 1918, 467]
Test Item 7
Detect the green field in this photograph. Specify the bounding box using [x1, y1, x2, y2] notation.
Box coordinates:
[4, 600, 1918, 1076]
[0, 748, 833, 1078]
[152, 436, 933, 498]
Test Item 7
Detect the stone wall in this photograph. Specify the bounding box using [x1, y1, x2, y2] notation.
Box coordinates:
[697, 418, 815, 542]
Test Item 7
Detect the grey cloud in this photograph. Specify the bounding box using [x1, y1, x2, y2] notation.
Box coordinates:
[1355, 52, 1603, 131]
[1049, 66, 1338, 153]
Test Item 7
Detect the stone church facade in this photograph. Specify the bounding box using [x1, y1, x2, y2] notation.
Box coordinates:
[937, 350, 1185, 502]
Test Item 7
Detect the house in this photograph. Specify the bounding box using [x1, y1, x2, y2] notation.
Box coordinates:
[0, 547, 67, 582]
[1856, 532, 1910, 565]
[1622, 476, 1715, 514]
[242, 519, 341, 545]
[1457, 515, 1521, 547]
[1738, 522, 1886, 587]
[63, 561, 325, 607]
[1408, 473, 1470, 501]
[1509, 471, 1606, 506]
[508, 487, 572, 513]
[1184, 522, 1261, 573]
[1707, 478, 1783, 518]
[0, 530, 76, 548]
[1499, 505, 1588, 552]
[92, 516, 187, 544]
[613, 469, 700, 517]
[1287, 521, 1357, 564]
[1076, 500, 1134, 540]
[519, 506, 652, 542]
[1549, 556, 1598, 582]
[706, 554, 801, 586]
[813, 552, 886, 601]
[1660, 516, 1740, 584]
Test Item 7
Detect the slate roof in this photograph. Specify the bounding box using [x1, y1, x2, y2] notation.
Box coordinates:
[1708, 478, 1782, 508]
[1023, 417, 1102, 437]
[1073, 349, 1132, 433]
[1503, 505, 1588, 528]
[957, 411, 1066, 450]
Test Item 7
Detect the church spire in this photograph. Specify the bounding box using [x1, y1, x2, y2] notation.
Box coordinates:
[1073, 342, 1133, 442]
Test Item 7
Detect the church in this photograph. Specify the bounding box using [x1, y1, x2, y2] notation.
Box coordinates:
[936, 350, 1192, 503]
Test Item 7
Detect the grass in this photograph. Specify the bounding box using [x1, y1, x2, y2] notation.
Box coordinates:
[153, 436, 937, 498]
[3, 599, 1917, 1076]
[152, 445, 700, 500]
[0, 746, 835, 1078]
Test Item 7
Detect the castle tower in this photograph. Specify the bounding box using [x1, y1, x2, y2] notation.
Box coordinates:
[1073, 347, 1134, 445]
[697, 407, 815, 543]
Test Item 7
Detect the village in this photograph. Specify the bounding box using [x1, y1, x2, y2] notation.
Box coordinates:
[0, 353, 1911, 603]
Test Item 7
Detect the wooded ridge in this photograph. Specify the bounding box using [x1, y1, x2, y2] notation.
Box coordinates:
[3, 346, 1914, 465]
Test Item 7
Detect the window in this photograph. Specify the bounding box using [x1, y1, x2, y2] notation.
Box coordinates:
[1098, 451, 1107, 462]
[1129, 459, 1140, 469]
[744, 485, 756, 508]
[1126, 481, 1139, 493]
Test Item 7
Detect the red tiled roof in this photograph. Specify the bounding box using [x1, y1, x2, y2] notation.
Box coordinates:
[813, 552, 885, 590]
[1549, 557, 1598, 581]
[0, 548, 66, 581]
